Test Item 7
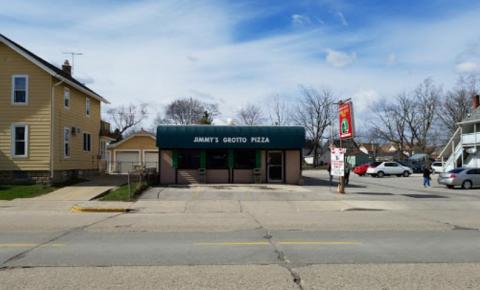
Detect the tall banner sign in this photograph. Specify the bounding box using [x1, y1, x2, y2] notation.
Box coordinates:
[338, 101, 354, 140]
[330, 147, 346, 177]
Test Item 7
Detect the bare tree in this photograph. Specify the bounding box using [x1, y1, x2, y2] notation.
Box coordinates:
[370, 78, 442, 156]
[106, 103, 148, 141]
[268, 95, 291, 126]
[438, 74, 479, 136]
[370, 97, 408, 157]
[411, 78, 441, 150]
[236, 104, 265, 125]
[292, 86, 336, 167]
[164, 97, 219, 125]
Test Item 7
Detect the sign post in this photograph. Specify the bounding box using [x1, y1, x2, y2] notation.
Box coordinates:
[337, 100, 355, 194]
[331, 147, 346, 193]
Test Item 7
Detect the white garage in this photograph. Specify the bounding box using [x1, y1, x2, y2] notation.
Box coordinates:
[107, 131, 158, 174]
[115, 151, 141, 173]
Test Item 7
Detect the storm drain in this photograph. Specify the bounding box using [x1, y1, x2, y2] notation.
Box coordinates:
[402, 194, 447, 199]
[354, 192, 393, 196]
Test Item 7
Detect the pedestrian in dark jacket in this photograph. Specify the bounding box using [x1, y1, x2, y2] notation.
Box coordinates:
[327, 164, 333, 183]
[345, 163, 351, 185]
[423, 167, 432, 187]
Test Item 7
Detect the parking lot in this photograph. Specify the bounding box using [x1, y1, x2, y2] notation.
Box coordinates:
[139, 169, 479, 202]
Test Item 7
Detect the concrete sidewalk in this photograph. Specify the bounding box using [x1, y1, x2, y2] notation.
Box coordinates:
[33, 175, 127, 201]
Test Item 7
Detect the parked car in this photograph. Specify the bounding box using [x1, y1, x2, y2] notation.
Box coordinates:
[437, 168, 480, 189]
[431, 161, 444, 174]
[353, 163, 370, 176]
[366, 161, 413, 177]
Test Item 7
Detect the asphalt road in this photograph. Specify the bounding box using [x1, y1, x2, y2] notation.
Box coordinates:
[1, 170, 480, 289]
[2, 229, 480, 267]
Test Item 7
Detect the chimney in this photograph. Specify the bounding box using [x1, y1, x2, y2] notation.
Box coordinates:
[62, 60, 72, 76]
[473, 95, 480, 111]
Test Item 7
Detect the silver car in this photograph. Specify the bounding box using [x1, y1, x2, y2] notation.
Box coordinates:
[438, 168, 480, 189]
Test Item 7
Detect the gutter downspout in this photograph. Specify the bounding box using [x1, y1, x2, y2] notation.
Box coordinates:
[50, 79, 64, 180]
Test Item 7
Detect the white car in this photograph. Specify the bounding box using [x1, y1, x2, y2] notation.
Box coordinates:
[431, 161, 444, 174]
[366, 161, 413, 177]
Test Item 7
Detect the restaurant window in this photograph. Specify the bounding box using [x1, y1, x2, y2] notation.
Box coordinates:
[234, 150, 256, 169]
[177, 150, 201, 169]
[206, 150, 228, 169]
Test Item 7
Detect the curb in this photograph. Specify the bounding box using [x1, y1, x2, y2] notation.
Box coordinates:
[71, 205, 131, 213]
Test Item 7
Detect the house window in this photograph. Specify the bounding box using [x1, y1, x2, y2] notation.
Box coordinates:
[11, 124, 28, 157]
[64, 128, 71, 158]
[12, 75, 28, 104]
[83, 133, 91, 152]
[86, 97, 91, 116]
[64, 87, 70, 108]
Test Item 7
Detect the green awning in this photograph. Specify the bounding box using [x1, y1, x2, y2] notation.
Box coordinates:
[156, 125, 305, 149]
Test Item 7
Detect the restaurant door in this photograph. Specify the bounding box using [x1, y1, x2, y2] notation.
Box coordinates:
[267, 151, 283, 182]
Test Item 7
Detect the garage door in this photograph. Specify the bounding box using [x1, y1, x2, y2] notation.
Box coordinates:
[115, 151, 140, 173]
[144, 151, 158, 170]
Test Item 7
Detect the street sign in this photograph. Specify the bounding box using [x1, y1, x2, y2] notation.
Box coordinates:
[330, 147, 346, 177]
[338, 101, 354, 140]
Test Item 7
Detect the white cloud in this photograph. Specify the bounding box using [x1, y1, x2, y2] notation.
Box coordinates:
[325, 49, 356, 68]
[336, 11, 348, 26]
[3, 0, 480, 127]
[291, 14, 312, 26]
[386, 53, 397, 65]
[351, 89, 381, 113]
[455, 61, 480, 73]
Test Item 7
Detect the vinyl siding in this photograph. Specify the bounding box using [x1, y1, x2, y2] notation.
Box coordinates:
[0, 42, 51, 171]
[109, 136, 157, 151]
[53, 81, 101, 170]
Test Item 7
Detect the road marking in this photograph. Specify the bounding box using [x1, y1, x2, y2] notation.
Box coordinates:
[0, 243, 65, 248]
[195, 241, 360, 246]
[278, 241, 360, 245]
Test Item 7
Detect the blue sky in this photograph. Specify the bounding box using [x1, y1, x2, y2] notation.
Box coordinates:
[1, 0, 480, 125]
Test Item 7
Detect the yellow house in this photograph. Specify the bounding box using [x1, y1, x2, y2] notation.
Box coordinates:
[0, 34, 112, 183]
[107, 130, 158, 174]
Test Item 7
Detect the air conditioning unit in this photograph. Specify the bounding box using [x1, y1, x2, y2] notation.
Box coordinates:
[71, 127, 81, 135]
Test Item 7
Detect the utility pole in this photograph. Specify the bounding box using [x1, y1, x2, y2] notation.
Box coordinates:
[62, 52, 83, 75]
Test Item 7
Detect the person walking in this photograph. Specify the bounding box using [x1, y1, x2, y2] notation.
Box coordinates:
[327, 163, 333, 183]
[423, 166, 432, 187]
[344, 163, 351, 185]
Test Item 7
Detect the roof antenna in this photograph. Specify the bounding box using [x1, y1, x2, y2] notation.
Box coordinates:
[62, 52, 83, 75]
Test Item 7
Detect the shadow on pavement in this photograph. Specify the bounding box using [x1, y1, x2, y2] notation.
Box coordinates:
[303, 176, 366, 188]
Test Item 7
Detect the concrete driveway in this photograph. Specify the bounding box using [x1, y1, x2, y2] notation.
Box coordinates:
[32, 175, 127, 201]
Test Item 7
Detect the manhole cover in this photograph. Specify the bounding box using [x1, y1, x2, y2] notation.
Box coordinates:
[354, 192, 393, 196]
[402, 194, 447, 198]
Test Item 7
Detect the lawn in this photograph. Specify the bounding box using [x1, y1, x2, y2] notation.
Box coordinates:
[99, 184, 132, 202]
[0, 184, 56, 200]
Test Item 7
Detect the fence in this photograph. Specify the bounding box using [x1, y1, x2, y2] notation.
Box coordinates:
[126, 166, 158, 200]
[109, 161, 158, 174]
